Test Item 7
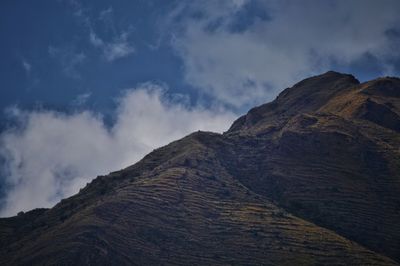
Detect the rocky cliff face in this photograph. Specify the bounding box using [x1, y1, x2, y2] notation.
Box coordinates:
[1, 71, 399, 265]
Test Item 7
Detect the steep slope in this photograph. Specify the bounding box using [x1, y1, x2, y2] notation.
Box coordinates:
[1, 71, 399, 265]
[224, 72, 400, 261]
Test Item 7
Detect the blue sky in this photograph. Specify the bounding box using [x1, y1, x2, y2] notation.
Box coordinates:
[0, 1, 188, 123]
[1, 0, 400, 216]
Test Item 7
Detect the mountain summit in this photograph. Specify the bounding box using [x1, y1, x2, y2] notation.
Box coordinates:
[1, 72, 400, 265]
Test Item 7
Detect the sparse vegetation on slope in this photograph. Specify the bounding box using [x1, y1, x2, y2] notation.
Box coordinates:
[1, 71, 399, 265]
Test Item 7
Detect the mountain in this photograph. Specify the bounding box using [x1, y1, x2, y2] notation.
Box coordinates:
[1, 71, 399, 265]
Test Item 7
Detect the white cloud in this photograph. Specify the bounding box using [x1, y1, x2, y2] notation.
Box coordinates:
[169, 0, 400, 107]
[0, 83, 235, 217]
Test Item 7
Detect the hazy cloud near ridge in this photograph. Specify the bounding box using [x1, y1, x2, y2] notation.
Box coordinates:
[0, 84, 235, 217]
[170, 0, 400, 108]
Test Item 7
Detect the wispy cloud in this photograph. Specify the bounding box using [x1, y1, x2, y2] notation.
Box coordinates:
[87, 7, 135, 61]
[98, 6, 114, 31]
[0, 83, 235, 217]
[64, 2, 135, 62]
[48, 46, 86, 78]
[90, 30, 135, 62]
[65, 0, 89, 24]
[21, 58, 32, 75]
[89, 31, 104, 47]
[72, 92, 92, 106]
[47, 1, 89, 77]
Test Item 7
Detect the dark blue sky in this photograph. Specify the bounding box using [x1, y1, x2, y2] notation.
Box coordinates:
[1, 0, 400, 216]
[0, 1, 190, 123]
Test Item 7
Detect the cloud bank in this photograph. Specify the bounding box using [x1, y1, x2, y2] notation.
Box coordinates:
[0, 84, 235, 217]
[170, 0, 400, 108]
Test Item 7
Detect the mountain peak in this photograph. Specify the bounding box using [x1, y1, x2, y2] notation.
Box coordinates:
[322, 70, 358, 78]
[228, 71, 360, 133]
[275, 70, 360, 108]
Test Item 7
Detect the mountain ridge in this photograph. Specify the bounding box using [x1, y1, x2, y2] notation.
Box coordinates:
[1, 71, 400, 265]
